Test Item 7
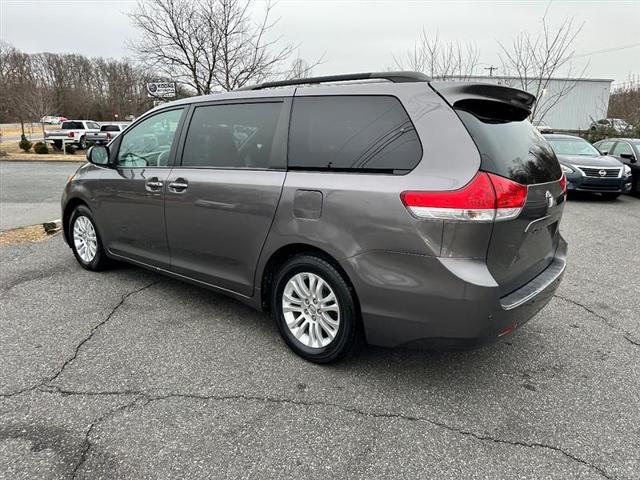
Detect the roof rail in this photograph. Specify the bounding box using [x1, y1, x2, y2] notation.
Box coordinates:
[236, 71, 430, 91]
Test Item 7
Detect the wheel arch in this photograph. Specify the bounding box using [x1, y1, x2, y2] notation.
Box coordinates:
[62, 197, 90, 246]
[259, 243, 361, 318]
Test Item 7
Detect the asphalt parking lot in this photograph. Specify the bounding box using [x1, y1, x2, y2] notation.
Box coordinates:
[1, 194, 639, 479]
[0, 162, 83, 230]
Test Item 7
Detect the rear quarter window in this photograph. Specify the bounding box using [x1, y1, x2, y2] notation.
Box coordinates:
[456, 109, 561, 185]
[61, 121, 84, 130]
[288, 95, 422, 173]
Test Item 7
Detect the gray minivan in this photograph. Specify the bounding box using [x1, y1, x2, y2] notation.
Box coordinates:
[62, 72, 567, 362]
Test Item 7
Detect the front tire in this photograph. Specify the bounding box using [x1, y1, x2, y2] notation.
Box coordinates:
[272, 255, 358, 363]
[69, 205, 109, 271]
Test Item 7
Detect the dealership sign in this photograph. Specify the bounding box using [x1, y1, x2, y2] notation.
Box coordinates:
[146, 82, 176, 98]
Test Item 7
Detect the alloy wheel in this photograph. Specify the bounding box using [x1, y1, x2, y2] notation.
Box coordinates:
[282, 272, 340, 348]
[73, 215, 97, 263]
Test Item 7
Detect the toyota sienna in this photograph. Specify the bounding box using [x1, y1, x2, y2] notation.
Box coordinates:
[62, 72, 567, 362]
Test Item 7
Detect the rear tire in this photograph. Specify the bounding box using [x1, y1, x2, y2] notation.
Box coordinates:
[78, 136, 87, 150]
[272, 255, 358, 363]
[69, 205, 109, 271]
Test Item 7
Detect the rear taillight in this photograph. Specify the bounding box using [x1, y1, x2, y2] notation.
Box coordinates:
[106, 133, 112, 139]
[400, 172, 527, 222]
[559, 174, 567, 195]
[68, 131, 74, 138]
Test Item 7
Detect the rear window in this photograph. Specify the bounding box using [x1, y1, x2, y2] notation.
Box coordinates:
[288, 96, 422, 173]
[61, 121, 84, 130]
[456, 110, 561, 185]
[101, 125, 121, 132]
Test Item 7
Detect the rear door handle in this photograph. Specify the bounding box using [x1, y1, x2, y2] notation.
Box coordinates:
[168, 178, 188, 193]
[145, 177, 164, 192]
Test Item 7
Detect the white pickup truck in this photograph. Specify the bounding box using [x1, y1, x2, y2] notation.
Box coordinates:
[85, 123, 130, 145]
[45, 120, 101, 150]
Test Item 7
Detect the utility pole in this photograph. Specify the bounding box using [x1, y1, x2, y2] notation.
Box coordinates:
[485, 65, 497, 77]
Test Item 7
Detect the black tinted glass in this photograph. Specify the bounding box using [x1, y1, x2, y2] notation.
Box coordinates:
[102, 125, 120, 132]
[62, 121, 84, 129]
[288, 96, 422, 172]
[182, 102, 283, 169]
[456, 109, 561, 185]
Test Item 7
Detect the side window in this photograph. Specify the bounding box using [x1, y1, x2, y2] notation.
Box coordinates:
[596, 141, 613, 154]
[288, 96, 422, 172]
[117, 109, 183, 168]
[181, 102, 284, 169]
[612, 142, 632, 156]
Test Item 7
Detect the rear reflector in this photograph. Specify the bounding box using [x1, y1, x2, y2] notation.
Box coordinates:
[401, 172, 527, 222]
[559, 174, 567, 194]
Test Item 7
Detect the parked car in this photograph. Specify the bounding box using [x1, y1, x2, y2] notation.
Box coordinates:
[544, 134, 632, 199]
[86, 123, 130, 145]
[45, 120, 101, 150]
[41, 115, 67, 125]
[594, 138, 640, 195]
[62, 72, 567, 363]
[590, 118, 632, 133]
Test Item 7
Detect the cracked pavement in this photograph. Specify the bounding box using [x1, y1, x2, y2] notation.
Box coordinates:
[1, 194, 638, 479]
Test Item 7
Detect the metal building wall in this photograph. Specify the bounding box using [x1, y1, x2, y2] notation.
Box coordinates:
[449, 76, 613, 130]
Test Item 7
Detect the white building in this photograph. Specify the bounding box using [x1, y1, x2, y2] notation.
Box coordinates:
[447, 75, 613, 131]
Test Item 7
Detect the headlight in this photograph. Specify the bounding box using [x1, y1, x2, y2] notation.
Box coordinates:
[560, 164, 573, 174]
[623, 165, 631, 176]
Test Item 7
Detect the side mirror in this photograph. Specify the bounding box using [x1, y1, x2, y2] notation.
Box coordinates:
[87, 145, 110, 166]
[620, 152, 636, 162]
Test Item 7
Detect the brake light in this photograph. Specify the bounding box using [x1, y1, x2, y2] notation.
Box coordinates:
[106, 133, 112, 139]
[400, 172, 527, 222]
[68, 131, 74, 138]
[559, 174, 567, 194]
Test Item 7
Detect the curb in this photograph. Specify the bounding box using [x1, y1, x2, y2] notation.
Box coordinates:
[0, 158, 85, 164]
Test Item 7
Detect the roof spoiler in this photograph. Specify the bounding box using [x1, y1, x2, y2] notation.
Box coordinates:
[430, 81, 536, 121]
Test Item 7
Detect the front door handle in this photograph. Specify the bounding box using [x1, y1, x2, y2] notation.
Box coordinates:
[145, 177, 164, 192]
[168, 178, 188, 193]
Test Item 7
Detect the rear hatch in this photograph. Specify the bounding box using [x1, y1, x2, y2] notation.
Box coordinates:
[431, 82, 564, 296]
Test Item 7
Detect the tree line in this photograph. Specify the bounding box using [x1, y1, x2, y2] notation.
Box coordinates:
[0, 0, 316, 132]
[0, 41, 159, 128]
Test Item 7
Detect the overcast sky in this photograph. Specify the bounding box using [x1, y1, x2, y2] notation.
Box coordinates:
[1, 0, 638, 85]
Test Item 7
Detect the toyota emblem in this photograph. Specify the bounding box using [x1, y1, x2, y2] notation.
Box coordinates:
[545, 191, 554, 208]
[599, 169, 607, 177]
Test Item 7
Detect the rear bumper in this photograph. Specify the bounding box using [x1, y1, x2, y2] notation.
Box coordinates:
[342, 236, 567, 349]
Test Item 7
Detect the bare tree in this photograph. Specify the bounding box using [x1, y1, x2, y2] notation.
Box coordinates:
[393, 30, 479, 79]
[286, 55, 315, 80]
[498, 12, 585, 123]
[129, 0, 304, 93]
[608, 75, 640, 128]
[15, 55, 57, 137]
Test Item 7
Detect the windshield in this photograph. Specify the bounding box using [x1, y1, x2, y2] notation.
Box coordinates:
[547, 137, 600, 156]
